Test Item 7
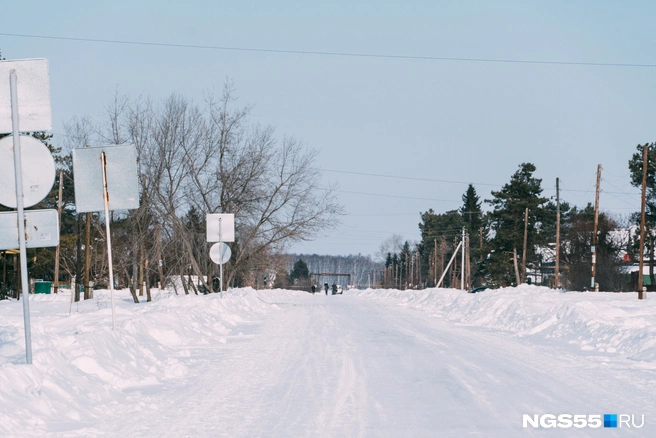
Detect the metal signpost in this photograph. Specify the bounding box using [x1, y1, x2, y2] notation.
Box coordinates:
[0, 58, 53, 365]
[72, 145, 139, 330]
[207, 213, 235, 297]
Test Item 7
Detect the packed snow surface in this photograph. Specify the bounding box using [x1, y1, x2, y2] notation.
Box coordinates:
[0, 285, 654, 437]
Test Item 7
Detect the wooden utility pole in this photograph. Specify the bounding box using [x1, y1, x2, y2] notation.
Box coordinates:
[591, 164, 602, 291]
[555, 178, 561, 289]
[405, 250, 409, 289]
[452, 238, 458, 288]
[139, 246, 145, 296]
[2, 251, 6, 289]
[554, 178, 560, 289]
[74, 214, 82, 302]
[513, 248, 521, 286]
[84, 212, 92, 299]
[521, 207, 529, 284]
[53, 170, 63, 294]
[155, 226, 165, 290]
[639, 147, 648, 299]
[434, 239, 438, 286]
[145, 257, 151, 302]
[461, 228, 466, 290]
[465, 234, 471, 292]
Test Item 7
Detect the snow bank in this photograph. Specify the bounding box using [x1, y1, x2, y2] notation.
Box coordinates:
[0, 287, 294, 437]
[349, 285, 656, 362]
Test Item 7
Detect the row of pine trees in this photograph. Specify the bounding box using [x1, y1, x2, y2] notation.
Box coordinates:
[383, 153, 656, 291]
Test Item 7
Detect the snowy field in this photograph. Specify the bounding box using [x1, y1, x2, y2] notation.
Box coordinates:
[1, 285, 654, 437]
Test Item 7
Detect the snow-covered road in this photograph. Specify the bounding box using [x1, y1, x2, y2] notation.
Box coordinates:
[83, 292, 654, 437]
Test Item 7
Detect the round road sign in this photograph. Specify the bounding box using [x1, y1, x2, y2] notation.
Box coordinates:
[210, 242, 232, 265]
[0, 135, 56, 208]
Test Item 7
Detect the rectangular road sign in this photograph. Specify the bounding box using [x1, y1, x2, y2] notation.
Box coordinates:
[0, 58, 52, 134]
[0, 209, 59, 250]
[207, 214, 235, 242]
[72, 144, 140, 213]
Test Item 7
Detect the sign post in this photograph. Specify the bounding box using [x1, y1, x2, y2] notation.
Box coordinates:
[207, 213, 235, 297]
[10, 71, 32, 364]
[101, 152, 117, 329]
[0, 58, 53, 365]
[72, 145, 139, 329]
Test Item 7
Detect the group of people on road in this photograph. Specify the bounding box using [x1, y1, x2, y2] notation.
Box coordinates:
[310, 283, 340, 295]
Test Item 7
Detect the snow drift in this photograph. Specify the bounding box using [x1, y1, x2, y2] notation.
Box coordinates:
[0, 288, 293, 437]
[1, 285, 654, 436]
[349, 285, 656, 362]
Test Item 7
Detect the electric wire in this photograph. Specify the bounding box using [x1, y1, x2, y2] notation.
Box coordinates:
[323, 168, 639, 195]
[2, 32, 656, 68]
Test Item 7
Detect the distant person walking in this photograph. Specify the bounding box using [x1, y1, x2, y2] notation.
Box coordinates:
[324, 283, 329, 295]
[311, 284, 316, 294]
[332, 283, 337, 295]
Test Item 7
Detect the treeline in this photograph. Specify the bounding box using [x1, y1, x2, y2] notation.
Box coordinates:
[0, 83, 342, 300]
[382, 161, 642, 292]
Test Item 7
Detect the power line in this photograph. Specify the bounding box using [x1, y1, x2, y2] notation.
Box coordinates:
[321, 168, 500, 187]
[2, 32, 656, 68]
[322, 168, 640, 195]
[333, 189, 460, 203]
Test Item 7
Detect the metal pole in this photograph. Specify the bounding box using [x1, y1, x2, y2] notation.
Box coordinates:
[639, 148, 648, 299]
[101, 152, 116, 329]
[219, 218, 223, 298]
[10, 70, 33, 364]
[84, 212, 92, 299]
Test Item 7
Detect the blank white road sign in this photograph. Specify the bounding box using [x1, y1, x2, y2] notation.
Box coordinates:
[206, 214, 235, 242]
[0, 58, 52, 134]
[0, 209, 59, 250]
[72, 145, 140, 213]
[210, 242, 232, 265]
[0, 135, 56, 209]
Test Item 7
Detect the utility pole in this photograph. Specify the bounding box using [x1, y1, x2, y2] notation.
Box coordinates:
[434, 239, 437, 286]
[53, 170, 64, 294]
[591, 164, 602, 291]
[639, 147, 648, 300]
[555, 178, 561, 289]
[465, 234, 471, 292]
[452, 237, 458, 288]
[513, 248, 521, 286]
[155, 226, 165, 290]
[74, 214, 82, 302]
[521, 208, 529, 284]
[461, 228, 466, 290]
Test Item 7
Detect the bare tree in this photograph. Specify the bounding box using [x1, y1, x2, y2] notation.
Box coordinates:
[64, 83, 343, 294]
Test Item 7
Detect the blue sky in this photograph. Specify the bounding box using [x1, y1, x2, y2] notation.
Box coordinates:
[2, 1, 655, 257]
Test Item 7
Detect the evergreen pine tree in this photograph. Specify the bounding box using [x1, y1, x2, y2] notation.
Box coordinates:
[460, 184, 482, 235]
[484, 163, 548, 286]
[289, 258, 310, 284]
